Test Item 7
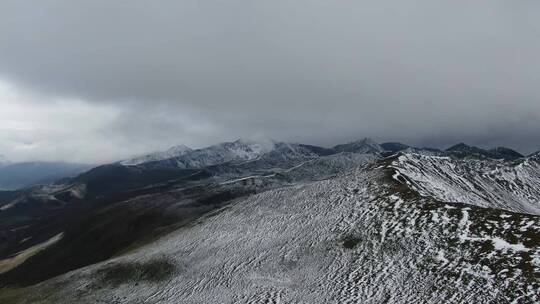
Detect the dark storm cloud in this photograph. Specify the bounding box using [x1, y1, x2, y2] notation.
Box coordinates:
[1, 0, 540, 162]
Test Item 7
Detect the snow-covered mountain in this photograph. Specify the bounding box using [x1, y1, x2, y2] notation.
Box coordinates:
[1, 139, 539, 303]
[333, 137, 385, 154]
[122, 139, 277, 169]
[390, 153, 540, 215]
[446, 143, 524, 160]
[5, 155, 538, 303]
[121, 137, 386, 170]
[119, 139, 525, 171]
[120, 145, 193, 166]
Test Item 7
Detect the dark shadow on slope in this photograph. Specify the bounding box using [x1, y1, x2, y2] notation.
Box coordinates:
[0, 179, 254, 287]
[93, 258, 176, 288]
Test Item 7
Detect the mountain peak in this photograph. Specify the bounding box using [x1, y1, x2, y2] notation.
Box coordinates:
[333, 138, 384, 154]
[446, 143, 475, 152]
[446, 143, 523, 160]
[488, 147, 524, 160]
[165, 144, 192, 154]
[221, 138, 277, 154]
[120, 144, 193, 166]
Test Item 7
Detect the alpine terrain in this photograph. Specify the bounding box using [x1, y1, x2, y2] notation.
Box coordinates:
[0, 139, 538, 303]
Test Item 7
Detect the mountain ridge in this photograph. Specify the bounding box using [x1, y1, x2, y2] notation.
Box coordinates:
[3, 151, 538, 303]
[1, 136, 539, 301]
[333, 137, 384, 154]
[445, 142, 523, 160]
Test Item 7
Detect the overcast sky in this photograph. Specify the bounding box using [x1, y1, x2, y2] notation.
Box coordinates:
[1, 0, 539, 163]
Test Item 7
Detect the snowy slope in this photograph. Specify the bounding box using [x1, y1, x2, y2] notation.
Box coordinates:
[121, 138, 383, 170]
[120, 145, 193, 166]
[390, 153, 540, 215]
[205, 142, 337, 179]
[6, 160, 538, 303]
[124, 139, 277, 169]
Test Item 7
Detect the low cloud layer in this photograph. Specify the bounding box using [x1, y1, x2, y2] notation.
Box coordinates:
[1, 0, 539, 163]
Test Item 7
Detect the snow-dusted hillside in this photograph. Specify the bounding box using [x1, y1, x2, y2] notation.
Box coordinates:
[391, 153, 540, 215]
[121, 145, 193, 166]
[123, 139, 277, 169]
[273, 152, 377, 182]
[2, 141, 540, 304]
[120, 138, 381, 172]
[205, 142, 337, 179]
[5, 160, 538, 303]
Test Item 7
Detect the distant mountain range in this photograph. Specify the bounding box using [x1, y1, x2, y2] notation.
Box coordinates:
[0, 162, 92, 190]
[445, 142, 525, 160]
[118, 138, 527, 170]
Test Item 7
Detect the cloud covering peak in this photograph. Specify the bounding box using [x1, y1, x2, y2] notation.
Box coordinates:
[0, 0, 539, 162]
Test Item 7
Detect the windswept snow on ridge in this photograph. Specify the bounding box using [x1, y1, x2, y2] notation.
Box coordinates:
[391, 153, 540, 215]
[121, 139, 277, 168]
[9, 163, 539, 303]
[120, 144, 193, 166]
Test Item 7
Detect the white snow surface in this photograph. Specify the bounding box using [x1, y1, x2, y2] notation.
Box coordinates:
[391, 153, 540, 215]
[121, 139, 277, 168]
[16, 163, 539, 303]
